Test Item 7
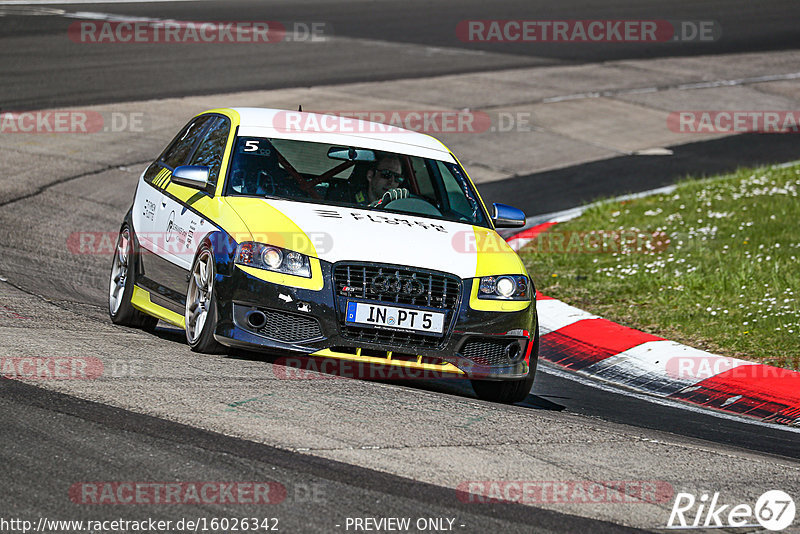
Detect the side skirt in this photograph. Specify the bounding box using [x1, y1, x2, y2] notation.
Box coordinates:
[131, 285, 185, 328]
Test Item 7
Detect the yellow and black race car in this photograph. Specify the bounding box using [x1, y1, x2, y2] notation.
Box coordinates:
[109, 108, 538, 403]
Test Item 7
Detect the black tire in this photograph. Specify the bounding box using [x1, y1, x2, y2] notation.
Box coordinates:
[471, 332, 539, 404]
[185, 246, 225, 354]
[108, 225, 159, 331]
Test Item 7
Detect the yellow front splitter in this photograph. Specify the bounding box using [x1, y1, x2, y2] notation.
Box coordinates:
[306, 347, 466, 379]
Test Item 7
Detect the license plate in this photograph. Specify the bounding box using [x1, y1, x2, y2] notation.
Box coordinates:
[345, 302, 445, 334]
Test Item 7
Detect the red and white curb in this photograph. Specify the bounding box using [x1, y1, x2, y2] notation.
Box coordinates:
[509, 222, 800, 427]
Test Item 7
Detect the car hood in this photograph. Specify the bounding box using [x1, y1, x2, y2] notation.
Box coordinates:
[224, 197, 525, 280]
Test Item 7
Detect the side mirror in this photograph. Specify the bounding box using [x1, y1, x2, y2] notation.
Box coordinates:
[492, 203, 526, 228]
[172, 165, 210, 190]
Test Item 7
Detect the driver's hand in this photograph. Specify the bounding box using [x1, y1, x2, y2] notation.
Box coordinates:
[370, 187, 409, 207]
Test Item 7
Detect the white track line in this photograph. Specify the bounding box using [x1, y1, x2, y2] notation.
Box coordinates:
[0, 0, 211, 4]
[537, 362, 800, 434]
[542, 72, 800, 103]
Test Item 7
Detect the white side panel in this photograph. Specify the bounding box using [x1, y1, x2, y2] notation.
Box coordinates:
[131, 174, 159, 253]
[151, 193, 218, 271]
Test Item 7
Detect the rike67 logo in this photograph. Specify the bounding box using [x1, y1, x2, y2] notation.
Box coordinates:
[667, 490, 796, 531]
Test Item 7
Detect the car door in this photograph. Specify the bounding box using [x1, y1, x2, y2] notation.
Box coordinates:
[160, 115, 230, 265]
[152, 115, 231, 307]
[138, 115, 215, 303]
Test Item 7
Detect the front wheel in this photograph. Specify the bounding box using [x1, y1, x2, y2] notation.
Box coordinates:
[185, 247, 225, 353]
[471, 333, 538, 404]
[108, 225, 158, 331]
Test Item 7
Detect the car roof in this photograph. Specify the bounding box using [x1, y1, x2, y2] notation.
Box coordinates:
[226, 107, 456, 162]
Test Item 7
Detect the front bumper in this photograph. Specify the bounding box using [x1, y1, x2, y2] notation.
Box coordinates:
[213, 261, 537, 380]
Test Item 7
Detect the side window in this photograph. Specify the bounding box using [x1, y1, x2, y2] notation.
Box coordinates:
[411, 156, 435, 197]
[438, 161, 478, 220]
[188, 116, 230, 190]
[142, 162, 162, 184]
[161, 116, 213, 169]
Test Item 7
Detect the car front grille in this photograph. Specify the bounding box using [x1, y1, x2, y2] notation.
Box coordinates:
[333, 262, 462, 348]
[334, 263, 461, 309]
[256, 308, 323, 343]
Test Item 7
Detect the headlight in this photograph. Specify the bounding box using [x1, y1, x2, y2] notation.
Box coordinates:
[477, 275, 530, 300]
[235, 242, 312, 278]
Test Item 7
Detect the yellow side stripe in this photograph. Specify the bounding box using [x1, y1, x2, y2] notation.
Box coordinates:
[131, 285, 185, 328]
[153, 168, 172, 189]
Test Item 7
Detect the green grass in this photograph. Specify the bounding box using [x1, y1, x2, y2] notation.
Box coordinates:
[519, 164, 800, 370]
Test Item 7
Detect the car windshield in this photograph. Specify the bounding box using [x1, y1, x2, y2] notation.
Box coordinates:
[223, 137, 490, 227]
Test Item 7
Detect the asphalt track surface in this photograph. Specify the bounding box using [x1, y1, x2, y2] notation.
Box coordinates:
[1, 379, 637, 533]
[2, 1, 800, 532]
[1, 0, 799, 109]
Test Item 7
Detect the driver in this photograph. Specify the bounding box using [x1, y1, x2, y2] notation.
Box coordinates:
[357, 155, 410, 206]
